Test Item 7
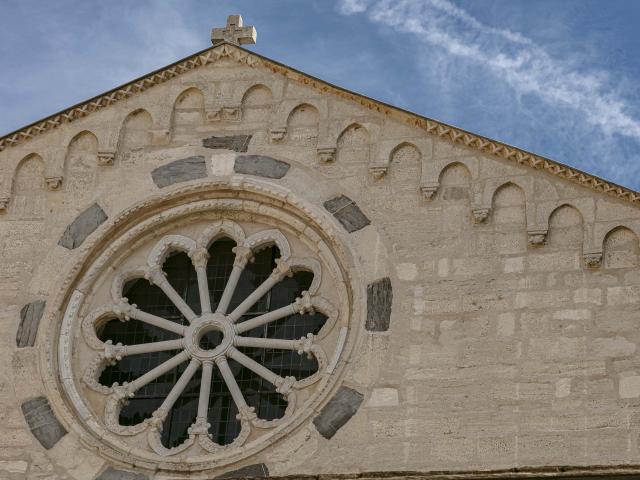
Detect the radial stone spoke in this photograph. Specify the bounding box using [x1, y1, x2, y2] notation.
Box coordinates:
[215, 356, 249, 411]
[119, 339, 184, 357]
[228, 274, 281, 322]
[234, 336, 302, 351]
[150, 269, 197, 323]
[196, 360, 214, 421]
[129, 308, 186, 336]
[129, 350, 189, 393]
[227, 346, 282, 388]
[157, 358, 200, 414]
[195, 265, 212, 314]
[234, 303, 296, 334]
[216, 265, 243, 314]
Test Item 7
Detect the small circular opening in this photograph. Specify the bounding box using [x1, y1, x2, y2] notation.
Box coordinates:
[198, 328, 224, 351]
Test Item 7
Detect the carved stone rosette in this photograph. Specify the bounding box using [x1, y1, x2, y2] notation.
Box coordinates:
[52, 180, 358, 475]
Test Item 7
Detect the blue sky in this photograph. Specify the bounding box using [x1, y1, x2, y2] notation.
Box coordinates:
[2, 0, 640, 188]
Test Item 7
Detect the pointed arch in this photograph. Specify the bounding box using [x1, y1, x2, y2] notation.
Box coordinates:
[604, 226, 640, 269]
[65, 131, 98, 169]
[547, 204, 584, 250]
[10, 153, 46, 218]
[336, 123, 370, 163]
[171, 87, 205, 132]
[437, 162, 471, 201]
[286, 103, 319, 146]
[241, 84, 272, 123]
[492, 182, 527, 254]
[388, 142, 422, 199]
[64, 131, 99, 195]
[118, 109, 153, 154]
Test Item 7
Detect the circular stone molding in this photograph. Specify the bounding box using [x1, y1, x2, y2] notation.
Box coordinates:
[49, 179, 361, 474]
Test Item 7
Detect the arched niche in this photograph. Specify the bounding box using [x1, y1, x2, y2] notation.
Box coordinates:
[10, 154, 46, 219]
[286, 104, 319, 146]
[171, 88, 205, 132]
[336, 123, 370, 163]
[438, 162, 471, 201]
[241, 84, 272, 123]
[604, 227, 640, 269]
[118, 109, 153, 156]
[492, 183, 526, 254]
[388, 143, 421, 198]
[64, 131, 98, 195]
[547, 205, 583, 250]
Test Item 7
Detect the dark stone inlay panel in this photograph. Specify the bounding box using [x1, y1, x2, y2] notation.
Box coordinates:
[203, 135, 252, 152]
[312, 386, 364, 439]
[216, 463, 269, 479]
[151, 156, 207, 188]
[21, 396, 67, 449]
[234, 155, 290, 179]
[366, 277, 392, 332]
[16, 300, 46, 347]
[323, 195, 370, 233]
[96, 467, 149, 480]
[58, 203, 108, 250]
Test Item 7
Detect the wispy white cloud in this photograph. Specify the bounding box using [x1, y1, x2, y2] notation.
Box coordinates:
[336, 0, 640, 142]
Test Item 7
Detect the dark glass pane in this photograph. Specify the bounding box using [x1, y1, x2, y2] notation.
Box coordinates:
[160, 366, 201, 448]
[229, 245, 279, 314]
[164, 251, 201, 316]
[206, 238, 236, 311]
[207, 364, 241, 444]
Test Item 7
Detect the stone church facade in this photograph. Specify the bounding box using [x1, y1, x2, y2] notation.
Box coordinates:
[2, 15, 640, 480]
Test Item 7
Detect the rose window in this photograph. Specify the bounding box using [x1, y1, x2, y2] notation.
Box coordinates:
[74, 218, 345, 459]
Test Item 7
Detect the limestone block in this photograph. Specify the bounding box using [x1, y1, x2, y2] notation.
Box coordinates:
[395, 262, 417, 280]
[313, 386, 364, 439]
[574, 287, 602, 305]
[96, 467, 148, 480]
[366, 388, 399, 407]
[20, 397, 67, 449]
[590, 337, 636, 358]
[215, 463, 269, 479]
[16, 300, 45, 347]
[234, 155, 290, 179]
[366, 277, 392, 332]
[202, 134, 252, 152]
[58, 203, 108, 249]
[607, 285, 640, 305]
[619, 374, 640, 398]
[323, 195, 370, 233]
[151, 156, 207, 188]
[0, 460, 28, 474]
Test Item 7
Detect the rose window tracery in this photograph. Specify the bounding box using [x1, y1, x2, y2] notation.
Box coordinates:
[74, 218, 344, 459]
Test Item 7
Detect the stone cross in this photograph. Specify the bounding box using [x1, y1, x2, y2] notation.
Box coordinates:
[211, 15, 257, 46]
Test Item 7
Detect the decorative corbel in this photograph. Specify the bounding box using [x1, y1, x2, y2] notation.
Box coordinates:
[317, 147, 336, 164]
[369, 165, 388, 180]
[150, 129, 170, 146]
[420, 182, 439, 200]
[221, 106, 241, 122]
[472, 207, 490, 224]
[0, 197, 9, 212]
[45, 176, 63, 191]
[527, 229, 547, 247]
[97, 151, 116, 166]
[269, 127, 287, 143]
[583, 251, 603, 269]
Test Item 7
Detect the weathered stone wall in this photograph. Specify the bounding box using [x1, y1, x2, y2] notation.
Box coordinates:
[2, 47, 640, 479]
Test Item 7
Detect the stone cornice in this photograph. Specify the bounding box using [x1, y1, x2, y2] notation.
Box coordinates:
[231, 464, 640, 479]
[2, 43, 639, 206]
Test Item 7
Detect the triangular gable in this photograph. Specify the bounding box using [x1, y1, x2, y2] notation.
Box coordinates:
[1, 42, 638, 205]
